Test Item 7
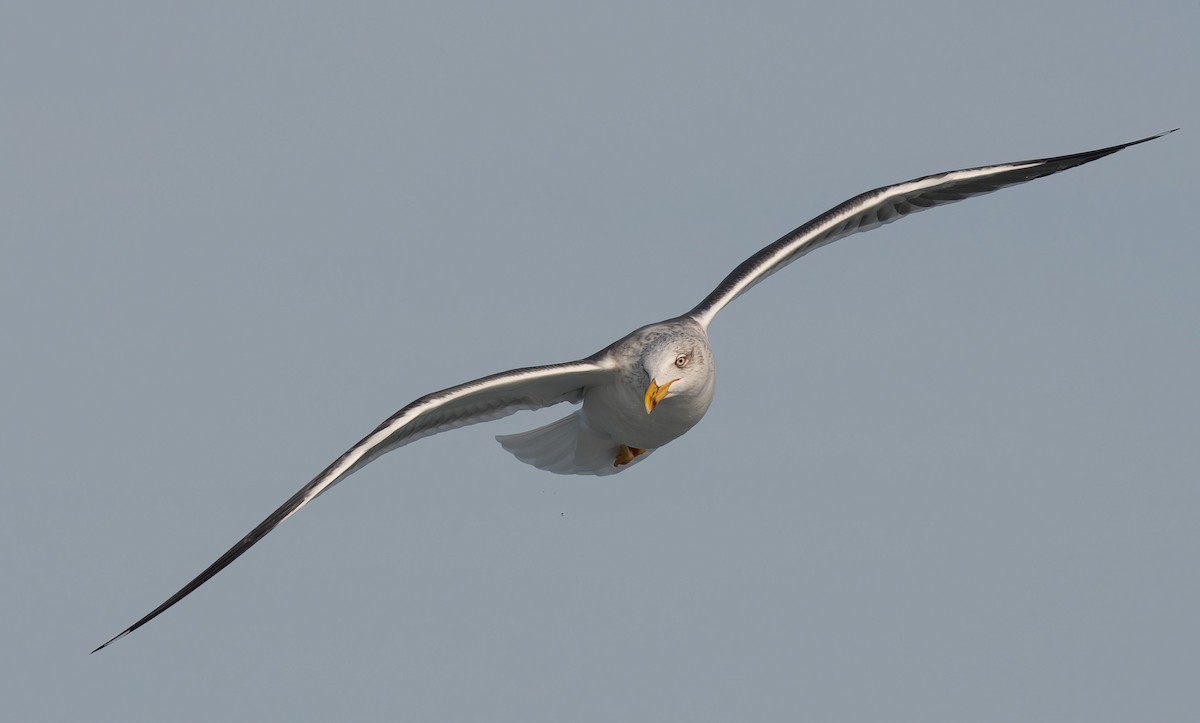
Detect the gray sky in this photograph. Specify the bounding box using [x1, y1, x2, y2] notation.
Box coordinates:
[3, 1, 1197, 721]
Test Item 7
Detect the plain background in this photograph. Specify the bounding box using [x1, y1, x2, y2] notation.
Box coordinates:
[3, 2, 1196, 721]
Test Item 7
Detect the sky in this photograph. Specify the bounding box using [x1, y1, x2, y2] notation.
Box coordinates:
[3, 1, 1197, 721]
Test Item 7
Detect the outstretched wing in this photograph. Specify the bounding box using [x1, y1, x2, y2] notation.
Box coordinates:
[687, 130, 1176, 329]
[93, 358, 616, 652]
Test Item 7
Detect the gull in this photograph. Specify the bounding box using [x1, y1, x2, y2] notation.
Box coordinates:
[93, 130, 1174, 652]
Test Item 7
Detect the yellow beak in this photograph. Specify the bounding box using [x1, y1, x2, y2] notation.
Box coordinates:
[643, 377, 679, 414]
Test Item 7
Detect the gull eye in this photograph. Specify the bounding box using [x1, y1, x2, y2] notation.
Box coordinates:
[674, 354, 688, 368]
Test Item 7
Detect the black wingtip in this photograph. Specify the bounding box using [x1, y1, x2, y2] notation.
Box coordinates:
[1096, 128, 1178, 159]
[1085, 129, 1178, 159]
[1123, 128, 1178, 149]
[1136, 128, 1178, 144]
[91, 630, 128, 654]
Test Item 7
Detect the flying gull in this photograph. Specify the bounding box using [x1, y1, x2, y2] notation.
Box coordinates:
[93, 130, 1175, 652]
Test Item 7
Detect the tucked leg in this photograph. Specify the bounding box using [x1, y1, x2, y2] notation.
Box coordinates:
[613, 444, 647, 467]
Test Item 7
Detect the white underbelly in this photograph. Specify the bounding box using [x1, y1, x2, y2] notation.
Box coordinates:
[581, 383, 707, 450]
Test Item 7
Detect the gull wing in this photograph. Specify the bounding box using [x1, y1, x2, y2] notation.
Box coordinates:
[688, 130, 1176, 329]
[93, 358, 616, 652]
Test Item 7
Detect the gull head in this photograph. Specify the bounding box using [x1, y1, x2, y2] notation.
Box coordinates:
[640, 325, 715, 416]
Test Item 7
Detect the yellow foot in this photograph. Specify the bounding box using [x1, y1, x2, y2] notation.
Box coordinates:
[613, 444, 647, 467]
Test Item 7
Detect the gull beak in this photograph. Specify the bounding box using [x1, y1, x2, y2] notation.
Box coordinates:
[643, 378, 679, 414]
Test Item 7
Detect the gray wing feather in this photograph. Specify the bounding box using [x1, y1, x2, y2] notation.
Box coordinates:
[688, 130, 1175, 328]
[93, 358, 616, 652]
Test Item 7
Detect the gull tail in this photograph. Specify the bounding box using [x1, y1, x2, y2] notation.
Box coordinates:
[496, 411, 653, 476]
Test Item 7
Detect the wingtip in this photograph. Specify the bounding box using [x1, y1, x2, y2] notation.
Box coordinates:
[90, 630, 129, 655]
[1138, 128, 1178, 144]
[1072, 128, 1178, 163]
[1108, 129, 1177, 152]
